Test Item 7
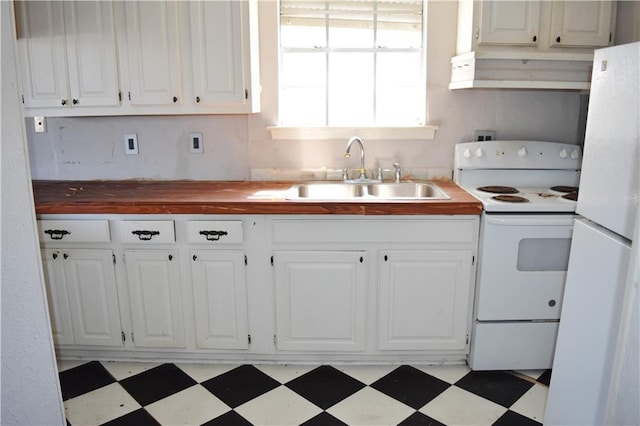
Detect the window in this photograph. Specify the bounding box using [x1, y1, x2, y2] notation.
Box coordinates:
[279, 0, 426, 127]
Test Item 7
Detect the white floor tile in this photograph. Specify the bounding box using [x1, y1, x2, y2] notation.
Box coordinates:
[255, 364, 317, 384]
[145, 384, 230, 425]
[420, 386, 507, 426]
[514, 370, 546, 380]
[510, 383, 548, 422]
[327, 387, 415, 425]
[175, 362, 239, 383]
[64, 383, 140, 425]
[102, 360, 160, 380]
[56, 359, 87, 372]
[235, 386, 322, 426]
[416, 364, 471, 384]
[335, 364, 397, 385]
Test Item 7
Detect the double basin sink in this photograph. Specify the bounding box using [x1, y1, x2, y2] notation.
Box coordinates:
[286, 181, 449, 201]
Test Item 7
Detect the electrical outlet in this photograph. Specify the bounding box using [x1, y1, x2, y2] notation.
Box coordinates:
[473, 130, 497, 141]
[124, 133, 138, 155]
[189, 132, 203, 154]
[34, 117, 46, 133]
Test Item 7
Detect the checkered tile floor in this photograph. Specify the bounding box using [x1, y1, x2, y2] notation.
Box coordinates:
[58, 360, 551, 425]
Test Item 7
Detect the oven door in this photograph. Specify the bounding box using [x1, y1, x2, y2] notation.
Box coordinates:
[475, 214, 575, 321]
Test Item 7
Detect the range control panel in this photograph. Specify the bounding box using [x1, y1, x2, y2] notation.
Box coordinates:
[454, 140, 582, 170]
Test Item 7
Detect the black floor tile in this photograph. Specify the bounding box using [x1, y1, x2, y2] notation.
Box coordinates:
[285, 365, 366, 410]
[200, 364, 280, 408]
[59, 361, 116, 400]
[101, 408, 161, 426]
[455, 371, 534, 408]
[118, 363, 197, 406]
[537, 369, 552, 386]
[398, 411, 446, 426]
[492, 410, 542, 426]
[300, 411, 349, 426]
[201, 410, 253, 426]
[370, 365, 450, 409]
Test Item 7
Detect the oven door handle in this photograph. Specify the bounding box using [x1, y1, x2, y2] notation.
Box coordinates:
[485, 216, 576, 226]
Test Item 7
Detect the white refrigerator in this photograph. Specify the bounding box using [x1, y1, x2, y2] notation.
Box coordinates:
[545, 42, 640, 425]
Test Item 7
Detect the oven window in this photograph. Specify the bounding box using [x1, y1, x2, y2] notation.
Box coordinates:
[517, 238, 572, 271]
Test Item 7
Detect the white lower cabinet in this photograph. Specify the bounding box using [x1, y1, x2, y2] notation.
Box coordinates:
[378, 250, 474, 351]
[41, 248, 122, 347]
[39, 214, 478, 362]
[273, 251, 367, 352]
[190, 250, 249, 349]
[124, 249, 186, 348]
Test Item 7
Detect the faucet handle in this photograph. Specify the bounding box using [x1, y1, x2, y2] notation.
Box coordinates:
[342, 168, 349, 181]
[376, 168, 383, 181]
[393, 162, 401, 183]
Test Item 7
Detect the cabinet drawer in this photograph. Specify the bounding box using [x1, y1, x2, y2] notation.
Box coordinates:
[272, 219, 476, 244]
[37, 220, 110, 243]
[119, 221, 175, 244]
[186, 221, 243, 244]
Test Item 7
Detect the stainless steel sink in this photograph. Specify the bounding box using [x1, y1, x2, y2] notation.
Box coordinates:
[366, 182, 447, 199]
[286, 182, 449, 200]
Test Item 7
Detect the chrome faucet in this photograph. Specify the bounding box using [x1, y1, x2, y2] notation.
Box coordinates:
[393, 162, 402, 182]
[344, 136, 367, 180]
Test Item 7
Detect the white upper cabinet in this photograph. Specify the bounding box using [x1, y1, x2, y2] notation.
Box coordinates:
[456, 0, 616, 54]
[15, 1, 118, 109]
[478, 1, 541, 46]
[190, 1, 260, 113]
[14, 0, 259, 116]
[124, 1, 182, 107]
[549, 1, 614, 48]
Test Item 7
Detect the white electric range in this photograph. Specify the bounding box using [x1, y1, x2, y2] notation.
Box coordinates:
[454, 140, 582, 370]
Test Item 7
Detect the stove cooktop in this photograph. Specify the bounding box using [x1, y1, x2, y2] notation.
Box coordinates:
[464, 185, 579, 213]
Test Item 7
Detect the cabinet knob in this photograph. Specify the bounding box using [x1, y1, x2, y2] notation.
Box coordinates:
[61, 99, 67, 106]
[556, 36, 561, 43]
[173, 96, 178, 103]
[548, 299, 557, 307]
[196, 96, 201, 103]
[532, 35, 537, 42]
[72, 99, 79, 105]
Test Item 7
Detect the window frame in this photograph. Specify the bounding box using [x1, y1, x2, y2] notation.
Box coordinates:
[269, 0, 437, 140]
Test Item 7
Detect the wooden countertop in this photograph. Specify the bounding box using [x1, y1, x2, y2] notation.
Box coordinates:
[32, 180, 482, 215]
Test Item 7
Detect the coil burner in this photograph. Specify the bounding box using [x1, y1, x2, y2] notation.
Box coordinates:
[477, 186, 519, 194]
[492, 195, 529, 203]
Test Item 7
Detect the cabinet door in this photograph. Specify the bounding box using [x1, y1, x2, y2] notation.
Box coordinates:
[63, 249, 123, 347]
[550, 1, 614, 47]
[14, 1, 68, 108]
[63, 1, 119, 107]
[125, 250, 185, 348]
[378, 250, 473, 351]
[479, 0, 540, 46]
[190, 250, 248, 349]
[190, 1, 245, 107]
[124, 1, 182, 106]
[274, 251, 366, 352]
[41, 249, 75, 346]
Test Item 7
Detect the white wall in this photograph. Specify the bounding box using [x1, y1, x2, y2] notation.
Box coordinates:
[1, 2, 66, 424]
[26, 1, 600, 181]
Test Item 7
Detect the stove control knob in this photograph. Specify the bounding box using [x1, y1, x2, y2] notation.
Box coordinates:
[463, 148, 472, 159]
[475, 147, 485, 158]
[559, 148, 568, 159]
[570, 149, 580, 160]
[518, 147, 528, 157]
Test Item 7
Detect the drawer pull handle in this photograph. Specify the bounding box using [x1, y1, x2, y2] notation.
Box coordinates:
[199, 230, 228, 241]
[132, 230, 160, 241]
[44, 229, 70, 240]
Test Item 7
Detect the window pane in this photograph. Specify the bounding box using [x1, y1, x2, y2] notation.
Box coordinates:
[281, 24, 326, 48]
[376, 52, 423, 125]
[329, 12, 374, 48]
[281, 52, 326, 86]
[281, 87, 327, 126]
[328, 53, 374, 126]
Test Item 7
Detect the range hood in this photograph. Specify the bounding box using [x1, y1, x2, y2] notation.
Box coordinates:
[449, 51, 594, 90]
